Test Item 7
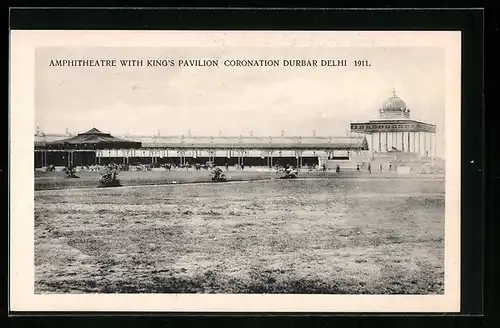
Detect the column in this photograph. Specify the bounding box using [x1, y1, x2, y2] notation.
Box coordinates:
[385, 132, 388, 152]
[424, 132, 427, 157]
[371, 134, 374, 157]
[407, 131, 411, 153]
[434, 132, 437, 159]
[418, 132, 421, 155]
[430, 134, 433, 158]
[413, 132, 416, 154]
[270, 151, 273, 167]
[395, 132, 398, 151]
[401, 132, 405, 152]
[378, 132, 382, 152]
[429, 134, 432, 157]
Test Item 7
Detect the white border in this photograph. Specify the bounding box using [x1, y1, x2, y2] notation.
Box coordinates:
[9, 30, 461, 312]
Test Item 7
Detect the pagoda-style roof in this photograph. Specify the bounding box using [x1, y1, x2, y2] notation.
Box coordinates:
[35, 128, 142, 150]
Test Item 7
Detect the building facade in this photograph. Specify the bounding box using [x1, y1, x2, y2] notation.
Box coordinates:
[35, 132, 369, 168]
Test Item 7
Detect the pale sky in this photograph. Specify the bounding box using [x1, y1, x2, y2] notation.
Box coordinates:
[36, 46, 445, 154]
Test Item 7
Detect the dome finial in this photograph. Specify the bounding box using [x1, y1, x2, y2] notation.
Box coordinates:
[393, 88, 396, 97]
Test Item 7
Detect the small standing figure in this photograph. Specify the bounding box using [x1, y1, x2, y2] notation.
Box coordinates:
[356, 164, 360, 172]
[389, 164, 392, 171]
[336, 164, 340, 173]
[379, 164, 383, 174]
[225, 163, 229, 171]
[368, 163, 372, 174]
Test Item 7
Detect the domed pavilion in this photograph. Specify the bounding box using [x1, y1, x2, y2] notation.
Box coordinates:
[350, 89, 437, 158]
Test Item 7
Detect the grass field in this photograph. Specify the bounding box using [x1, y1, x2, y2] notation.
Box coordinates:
[35, 174, 445, 294]
[35, 170, 274, 191]
[34, 169, 443, 191]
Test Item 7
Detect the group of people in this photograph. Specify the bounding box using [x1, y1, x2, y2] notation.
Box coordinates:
[356, 163, 393, 174]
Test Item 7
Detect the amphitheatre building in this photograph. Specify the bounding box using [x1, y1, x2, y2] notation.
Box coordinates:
[34, 90, 439, 171]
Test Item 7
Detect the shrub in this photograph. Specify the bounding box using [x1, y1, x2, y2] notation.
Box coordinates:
[63, 166, 79, 178]
[99, 167, 121, 187]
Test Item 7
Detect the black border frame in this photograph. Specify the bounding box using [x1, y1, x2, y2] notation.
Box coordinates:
[7, 7, 487, 323]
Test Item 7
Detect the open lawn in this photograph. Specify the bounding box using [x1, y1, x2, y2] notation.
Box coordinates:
[35, 169, 443, 191]
[35, 176, 445, 294]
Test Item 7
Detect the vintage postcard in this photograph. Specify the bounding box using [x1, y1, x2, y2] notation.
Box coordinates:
[10, 30, 461, 312]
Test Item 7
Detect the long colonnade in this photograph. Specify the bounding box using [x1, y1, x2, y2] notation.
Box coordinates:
[34, 148, 361, 168]
[369, 130, 437, 157]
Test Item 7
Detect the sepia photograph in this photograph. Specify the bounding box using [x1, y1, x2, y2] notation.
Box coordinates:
[10, 30, 461, 312]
